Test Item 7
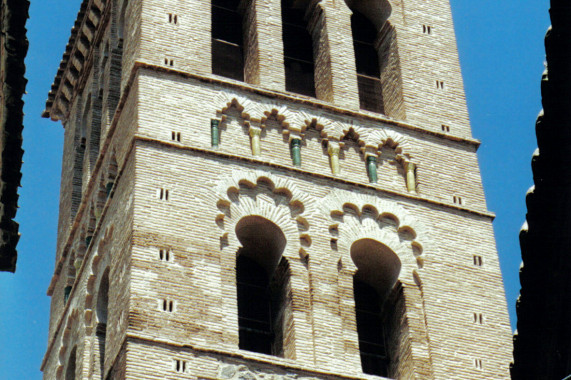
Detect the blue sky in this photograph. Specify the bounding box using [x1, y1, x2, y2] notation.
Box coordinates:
[0, 0, 550, 378]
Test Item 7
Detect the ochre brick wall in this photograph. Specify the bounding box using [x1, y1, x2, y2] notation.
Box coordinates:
[43, 0, 512, 379]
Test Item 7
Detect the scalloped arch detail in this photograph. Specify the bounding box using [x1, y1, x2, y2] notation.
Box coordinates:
[211, 170, 313, 259]
[214, 91, 307, 134]
[322, 189, 430, 283]
[214, 91, 256, 121]
[215, 169, 315, 212]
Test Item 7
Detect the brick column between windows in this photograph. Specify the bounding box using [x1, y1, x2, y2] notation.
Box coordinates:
[397, 282, 434, 379]
[243, 0, 286, 91]
[307, 0, 359, 110]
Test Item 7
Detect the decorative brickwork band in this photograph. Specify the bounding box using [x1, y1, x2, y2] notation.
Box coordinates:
[367, 155, 378, 183]
[249, 127, 262, 156]
[211, 119, 221, 148]
[405, 162, 417, 194]
[290, 138, 302, 167]
[328, 141, 341, 175]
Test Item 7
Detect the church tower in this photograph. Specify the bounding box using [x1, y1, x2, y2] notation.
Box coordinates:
[42, 0, 513, 379]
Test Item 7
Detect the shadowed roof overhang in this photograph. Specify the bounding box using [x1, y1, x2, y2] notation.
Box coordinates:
[0, 0, 29, 272]
[42, 0, 105, 123]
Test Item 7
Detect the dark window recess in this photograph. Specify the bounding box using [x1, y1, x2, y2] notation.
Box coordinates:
[236, 255, 288, 356]
[168, 14, 179, 25]
[212, 0, 244, 81]
[162, 300, 174, 312]
[352, 11, 383, 113]
[174, 359, 186, 372]
[96, 272, 109, 377]
[282, 0, 315, 97]
[354, 278, 390, 377]
[237, 255, 273, 354]
[65, 347, 77, 380]
[358, 75, 383, 114]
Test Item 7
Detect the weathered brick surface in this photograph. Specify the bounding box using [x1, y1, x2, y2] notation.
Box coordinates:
[43, 0, 512, 379]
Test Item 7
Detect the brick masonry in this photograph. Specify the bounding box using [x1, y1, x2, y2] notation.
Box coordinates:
[42, 0, 513, 379]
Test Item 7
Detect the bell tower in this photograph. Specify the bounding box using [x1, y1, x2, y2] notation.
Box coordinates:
[42, 0, 513, 379]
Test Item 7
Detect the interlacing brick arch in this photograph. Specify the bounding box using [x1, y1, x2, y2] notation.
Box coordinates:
[321, 189, 428, 283]
[368, 128, 416, 163]
[213, 170, 314, 260]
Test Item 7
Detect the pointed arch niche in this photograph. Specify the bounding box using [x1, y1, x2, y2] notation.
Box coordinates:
[322, 189, 434, 378]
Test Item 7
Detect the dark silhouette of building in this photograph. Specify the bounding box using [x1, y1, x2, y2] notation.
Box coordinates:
[512, 1, 571, 378]
[0, 0, 28, 272]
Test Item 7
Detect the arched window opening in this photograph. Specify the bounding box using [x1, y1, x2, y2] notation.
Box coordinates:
[118, 1, 128, 46]
[106, 153, 118, 197]
[80, 97, 91, 149]
[281, 0, 315, 97]
[236, 255, 272, 353]
[345, 0, 404, 117]
[96, 175, 107, 216]
[79, 96, 94, 184]
[235, 216, 293, 357]
[351, 10, 383, 113]
[97, 270, 109, 328]
[354, 278, 389, 376]
[65, 251, 78, 303]
[96, 270, 110, 377]
[88, 96, 102, 170]
[107, 1, 127, 119]
[86, 205, 96, 247]
[212, 0, 245, 81]
[351, 239, 401, 377]
[71, 114, 87, 220]
[65, 346, 77, 380]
